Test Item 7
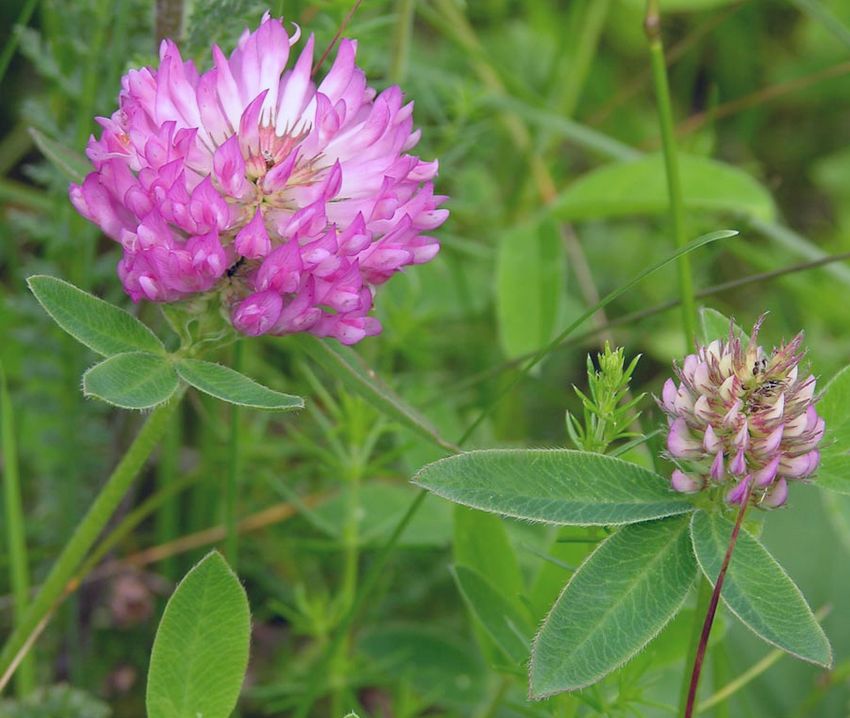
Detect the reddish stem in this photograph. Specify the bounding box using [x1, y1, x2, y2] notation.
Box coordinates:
[684, 480, 754, 718]
[312, 0, 363, 77]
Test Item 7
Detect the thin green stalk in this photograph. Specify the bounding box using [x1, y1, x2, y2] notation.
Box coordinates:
[0, 0, 39, 88]
[456, 230, 732, 444]
[645, 0, 696, 349]
[699, 647, 781, 714]
[647, 3, 705, 702]
[0, 392, 184, 692]
[292, 489, 429, 718]
[155, 407, 183, 581]
[791, 657, 850, 718]
[0, 366, 34, 696]
[80, 470, 200, 581]
[388, 0, 416, 83]
[225, 341, 243, 568]
[430, 248, 850, 402]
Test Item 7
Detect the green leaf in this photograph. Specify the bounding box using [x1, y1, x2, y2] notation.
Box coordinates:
[530, 516, 696, 696]
[357, 624, 487, 708]
[690, 510, 832, 667]
[788, 0, 850, 51]
[495, 217, 565, 359]
[146, 552, 251, 718]
[299, 483, 452, 547]
[453, 506, 524, 600]
[451, 564, 532, 665]
[0, 685, 111, 718]
[453, 506, 527, 664]
[814, 365, 850, 493]
[413, 449, 694, 525]
[291, 334, 459, 453]
[29, 128, 90, 184]
[699, 307, 747, 345]
[176, 358, 303, 411]
[27, 275, 165, 357]
[554, 154, 775, 222]
[83, 352, 179, 409]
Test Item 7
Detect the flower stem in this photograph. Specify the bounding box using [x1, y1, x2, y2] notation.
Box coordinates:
[678, 576, 712, 716]
[224, 341, 243, 568]
[684, 483, 754, 718]
[0, 392, 184, 692]
[155, 405, 182, 581]
[645, 0, 697, 349]
[389, 0, 416, 84]
[1, 365, 34, 697]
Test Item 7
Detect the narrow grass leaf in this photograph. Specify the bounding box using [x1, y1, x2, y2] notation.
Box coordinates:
[83, 352, 179, 409]
[291, 334, 459, 453]
[451, 564, 533, 665]
[813, 365, 850, 493]
[554, 154, 775, 222]
[690, 510, 832, 667]
[483, 95, 640, 162]
[146, 552, 250, 718]
[0, 364, 34, 695]
[28, 128, 90, 184]
[457, 229, 737, 444]
[28, 275, 165, 357]
[699, 307, 747, 344]
[530, 516, 696, 697]
[413, 449, 694, 525]
[176, 358, 303, 411]
[788, 0, 850, 50]
[748, 217, 850, 286]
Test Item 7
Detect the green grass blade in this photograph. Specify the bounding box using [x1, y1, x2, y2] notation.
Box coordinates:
[0, 364, 35, 696]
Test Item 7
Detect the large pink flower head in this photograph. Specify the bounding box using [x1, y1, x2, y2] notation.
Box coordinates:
[70, 13, 447, 344]
[659, 317, 824, 509]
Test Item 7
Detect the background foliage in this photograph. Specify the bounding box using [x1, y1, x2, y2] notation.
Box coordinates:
[2, 0, 850, 716]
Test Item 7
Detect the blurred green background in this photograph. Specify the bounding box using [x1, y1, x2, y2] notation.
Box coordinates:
[2, 0, 850, 716]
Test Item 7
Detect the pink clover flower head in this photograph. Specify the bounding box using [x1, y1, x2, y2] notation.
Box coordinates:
[70, 12, 447, 344]
[658, 316, 824, 509]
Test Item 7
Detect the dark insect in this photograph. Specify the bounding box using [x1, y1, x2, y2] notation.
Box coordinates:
[226, 256, 246, 278]
[752, 357, 768, 375]
[261, 149, 275, 170]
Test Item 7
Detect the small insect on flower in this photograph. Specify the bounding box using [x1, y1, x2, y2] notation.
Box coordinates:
[69, 13, 447, 344]
[658, 316, 825, 508]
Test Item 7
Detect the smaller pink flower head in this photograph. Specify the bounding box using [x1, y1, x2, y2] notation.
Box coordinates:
[70, 13, 448, 345]
[658, 316, 824, 509]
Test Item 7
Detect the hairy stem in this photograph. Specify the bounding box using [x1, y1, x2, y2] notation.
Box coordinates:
[684, 482, 754, 718]
[0, 392, 184, 692]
